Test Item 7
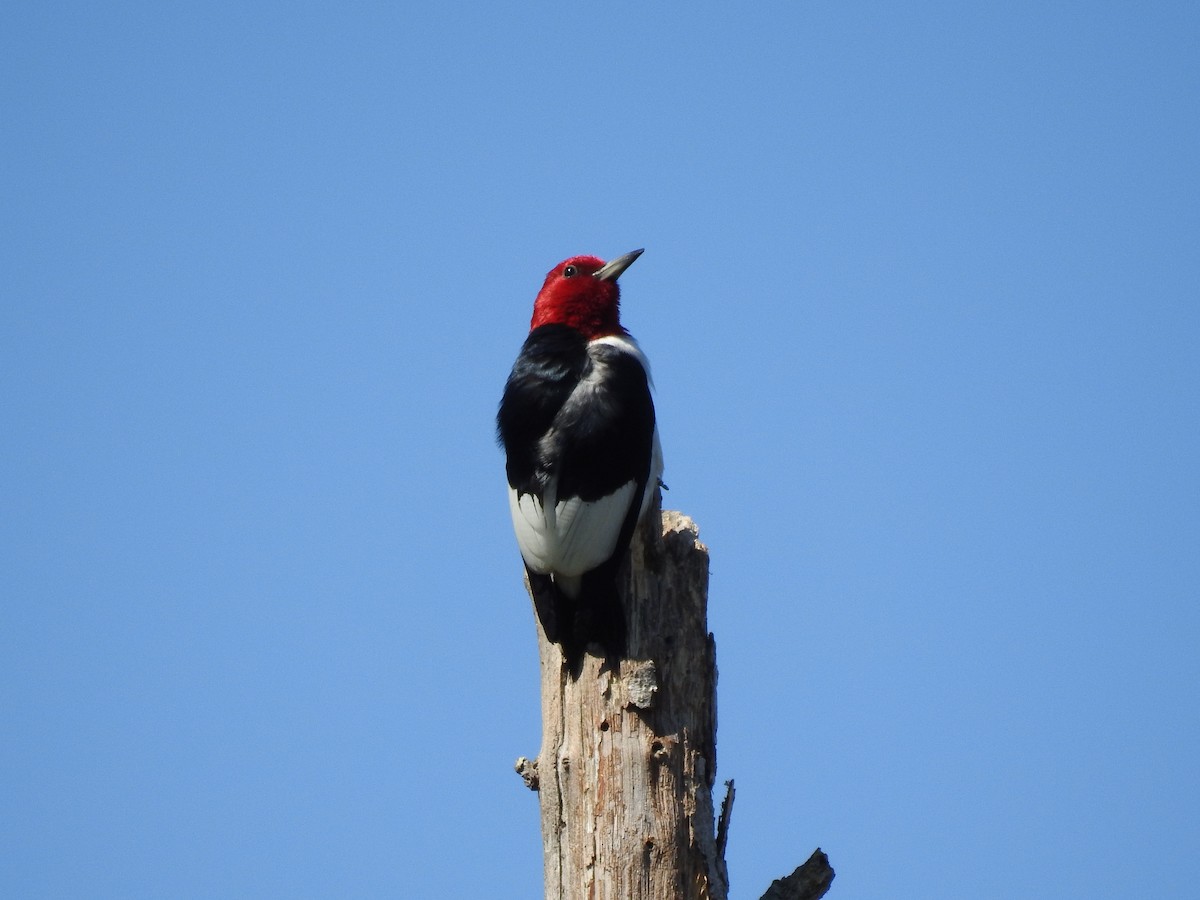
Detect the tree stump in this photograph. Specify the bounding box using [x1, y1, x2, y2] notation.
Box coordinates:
[522, 505, 724, 899]
[517, 504, 834, 900]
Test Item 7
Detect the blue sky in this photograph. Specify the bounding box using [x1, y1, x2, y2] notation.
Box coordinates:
[2, 2, 1197, 897]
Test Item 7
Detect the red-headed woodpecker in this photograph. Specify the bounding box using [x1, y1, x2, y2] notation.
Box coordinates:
[497, 249, 663, 668]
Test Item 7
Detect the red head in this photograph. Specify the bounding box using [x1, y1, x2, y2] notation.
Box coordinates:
[529, 249, 644, 338]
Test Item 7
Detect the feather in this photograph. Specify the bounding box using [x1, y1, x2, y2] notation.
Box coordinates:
[508, 478, 638, 596]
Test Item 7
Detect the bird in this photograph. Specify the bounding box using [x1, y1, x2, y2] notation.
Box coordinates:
[497, 249, 663, 670]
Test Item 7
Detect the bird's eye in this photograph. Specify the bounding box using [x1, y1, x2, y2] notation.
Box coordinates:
[563, 265, 578, 277]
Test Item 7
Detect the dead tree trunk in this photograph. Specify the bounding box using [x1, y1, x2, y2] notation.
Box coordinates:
[515, 504, 835, 900]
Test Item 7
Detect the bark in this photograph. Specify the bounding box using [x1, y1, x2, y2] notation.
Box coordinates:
[518, 504, 834, 900]
[758, 850, 836, 900]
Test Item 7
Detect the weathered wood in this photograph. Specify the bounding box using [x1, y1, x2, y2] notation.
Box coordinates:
[518, 504, 834, 900]
[528, 505, 724, 900]
[758, 849, 835, 900]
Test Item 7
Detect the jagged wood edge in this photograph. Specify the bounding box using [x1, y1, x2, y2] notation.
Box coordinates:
[758, 849, 835, 900]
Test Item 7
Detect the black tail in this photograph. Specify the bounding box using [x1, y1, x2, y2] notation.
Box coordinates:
[574, 562, 627, 665]
[526, 567, 572, 649]
[526, 563, 626, 676]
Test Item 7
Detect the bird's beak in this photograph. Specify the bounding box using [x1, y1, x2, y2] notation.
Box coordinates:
[593, 248, 644, 282]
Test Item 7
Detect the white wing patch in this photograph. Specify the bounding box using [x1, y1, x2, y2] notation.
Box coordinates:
[554, 482, 636, 575]
[507, 478, 637, 597]
[508, 486, 556, 574]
